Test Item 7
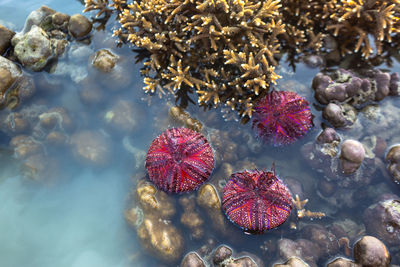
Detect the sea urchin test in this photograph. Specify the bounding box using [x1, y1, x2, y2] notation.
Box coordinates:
[222, 169, 292, 233]
[252, 91, 313, 146]
[145, 127, 215, 193]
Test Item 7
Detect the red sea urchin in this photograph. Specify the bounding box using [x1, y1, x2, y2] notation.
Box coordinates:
[252, 91, 313, 146]
[145, 127, 215, 193]
[222, 169, 292, 233]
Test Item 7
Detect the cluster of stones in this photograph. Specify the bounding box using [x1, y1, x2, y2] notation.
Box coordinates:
[311, 68, 400, 185]
[181, 244, 262, 267]
[301, 128, 378, 189]
[125, 179, 234, 263]
[313, 68, 399, 128]
[0, 6, 141, 181]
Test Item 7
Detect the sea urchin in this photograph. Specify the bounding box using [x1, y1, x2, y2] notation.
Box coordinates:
[222, 169, 292, 233]
[252, 91, 313, 146]
[145, 127, 215, 193]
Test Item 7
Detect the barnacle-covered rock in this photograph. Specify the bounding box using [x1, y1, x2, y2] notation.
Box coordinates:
[85, 0, 284, 118]
[12, 25, 54, 71]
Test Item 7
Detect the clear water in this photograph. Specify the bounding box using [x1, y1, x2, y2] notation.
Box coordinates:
[1, 1, 400, 267]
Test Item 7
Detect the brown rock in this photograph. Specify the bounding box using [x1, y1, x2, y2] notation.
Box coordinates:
[353, 236, 391, 267]
[68, 14, 92, 39]
[137, 215, 184, 263]
[273, 257, 310, 267]
[0, 25, 15, 55]
[326, 257, 358, 267]
[69, 130, 111, 166]
[91, 49, 119, 73]
[181, 252, 206, 267]
[213, 245, 233, 265]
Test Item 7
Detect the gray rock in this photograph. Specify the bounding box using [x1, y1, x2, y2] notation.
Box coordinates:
[353, 236, 391, 267]
[12, 25, 54, 71]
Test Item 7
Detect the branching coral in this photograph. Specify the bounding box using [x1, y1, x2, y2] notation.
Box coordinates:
[326, 0, 400, 59]
[85, 0, 284, 118]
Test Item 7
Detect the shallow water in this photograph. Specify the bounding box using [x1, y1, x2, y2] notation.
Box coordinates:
[1, 1, 400, 267]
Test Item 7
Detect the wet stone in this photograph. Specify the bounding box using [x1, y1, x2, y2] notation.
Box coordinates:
[68, 14, 92, 39]
[51, 12, 70, 32]
[91, 49, 119, 73]
[103, 99, 138, 135]
[136, 180, 176, 219]
[69, 130, 111, 166]
[364, 198, 400, 245]
[137, 215, 184, 263]
[213, 245, 233, 265]
[339, 139, 365, 174]
[181, 252, 206, 267]
[10, 135, 42, 159]
[273, 257, 310, 267]
[353, 236, 391, 267]
[12, 25, 54, 71]
[0, 24, 15, 55]
[0, 55, 35, 109]
[225, 256, 257, 267]
[386, 145, 400, 183]
[326, 257, 358, 267]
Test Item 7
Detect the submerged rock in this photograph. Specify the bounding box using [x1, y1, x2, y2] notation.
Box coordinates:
[385, 145, 400, 184]
[137, 215, 184, 263]
[181, 252, 206, 267]
[353, 236, 391, 267]
[0, 55, 35, 109]
[326, 257, 358, 267]
[69, 130, 111, 166]
[273, 257, 310, 267]
[364, 197, 400, 245]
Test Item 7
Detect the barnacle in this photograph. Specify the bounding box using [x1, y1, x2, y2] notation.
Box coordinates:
[85, 0, 284, 118]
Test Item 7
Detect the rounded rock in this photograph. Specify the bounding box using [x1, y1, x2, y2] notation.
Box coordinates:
[273, 257, 310, 267]
[353, 236, 390, 267]
[385, 145, 400, 183]
[69, 130, 111, 166]
[180, 252, 206, 267]
[326, 257, 358, 267]
[339, 140, 365, 174]
[91, 49, 119, 73]
[0, 25, 15, 55]
[213, 245, 233, 265]
[68, 14, 92, 39]
[316, 128, 340, 144]
[137, 216, 184, 263]
[322, 103, 346, 128]
[363, 198, 400, 245]
[12, 25, 53, 71]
